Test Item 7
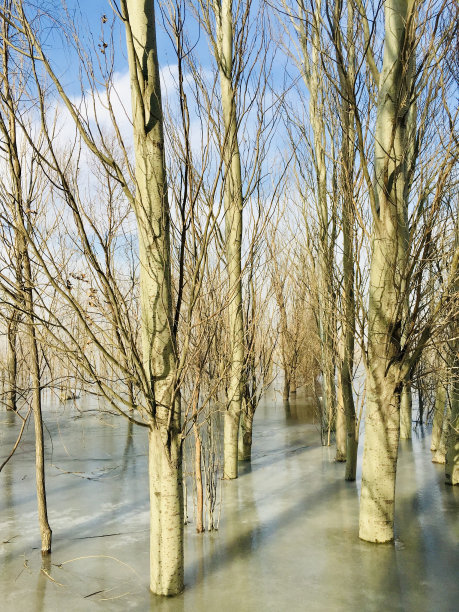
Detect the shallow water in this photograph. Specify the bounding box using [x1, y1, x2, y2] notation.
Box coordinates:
[0, 394, 458, 611]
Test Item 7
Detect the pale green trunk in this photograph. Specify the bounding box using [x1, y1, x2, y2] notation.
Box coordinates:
[148, 429, 183, 593]
[400, 382, 412, 439]
[445, 220, 459, 484]
[359, 0, 414, 543]
[123, 0, 183, 594]
[215, 0, 244, 479]
[6, 317, 18, 412]
[300, 9, 336, 442]
[431, 379, 446, 451]
[445, 374, 459, 484]
[433, 400, 450, 464]
[335, 368, 347, 461]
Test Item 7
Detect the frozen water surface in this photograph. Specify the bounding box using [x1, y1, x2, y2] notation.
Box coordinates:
[0, 394, 458, 611]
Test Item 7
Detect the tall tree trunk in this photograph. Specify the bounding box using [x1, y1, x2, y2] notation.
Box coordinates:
[271, 257, 291, 404]
[2, 19, 52, 553]
[238, 397, 254, 461]
[307, 9, 336, 444]
[445, 372, 459, 484]
[359, 0, 415, 543]
[399, 86, 416, 441]
[400, 381, 412, 439]
[334, 0, 358, 479]
[431, 378, 446, 451]
[445, 219, 459, 484]
[122, 0, 183, 594]
[5, 315, 18, 412]
[335, 368, 347, 461]
[215, 0, 244, 479]
[432, 399, 450, 464]
[283, 376, 291, 402]
[417, 381, 424, 424]
[192, 381, 204, 533]
[22, 249, 52, 554]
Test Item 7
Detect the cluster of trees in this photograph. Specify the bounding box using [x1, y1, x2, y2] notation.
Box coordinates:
[0, 0, 456, 598]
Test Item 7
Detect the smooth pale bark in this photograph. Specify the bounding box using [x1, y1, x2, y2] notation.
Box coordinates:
[299, 9, 336, 443]
[238, 270, 257, 462]
[445, 220, 459, 484]
[271, 256, 292, 403]
[214, 0, 244, 479]
[359, 0, 414, 543]
[5, 317, 18, 412]
[194, 428, 204, 532]
[335, 369, 347, 461]
[148, 429, 183, 592]
[192, 383, 204, 532]
[432, 401, 450, 464]
[445, 376, 459, 484]
[431, 380, 446, 451]
[122, 0, 183, 595]
[400, 382, 412, 439]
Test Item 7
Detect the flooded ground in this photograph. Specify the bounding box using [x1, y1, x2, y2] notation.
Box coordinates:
[0, 393, 458, 611]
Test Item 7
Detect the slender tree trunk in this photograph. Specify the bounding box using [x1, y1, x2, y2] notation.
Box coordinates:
[24, 259, 52, 554]
[238, 398, 254, 461]
[335, 368, 346, 461]
[334, 0, 358, 478]
[445, 373, 459, 484]
[215, 0, 244, 479]
[433, 400, 450, 464]
[192, 382, 204, 533]
[399, 46, 417, 442]
[271, 252, 291, 403]
[6, 316, 18, 412]
[194, 426, 204, 532]
[2, 22, 52, 553]
[400, 381, 412, 439]
[122, 0, 183, 594]
[283, 376, 291, 402]
[431, 379, 446, 451]
[445, 219, 459, 484]
[359, 0, 414, 543]
[300, 8, 336, 444]
[417, 384, 424, 424]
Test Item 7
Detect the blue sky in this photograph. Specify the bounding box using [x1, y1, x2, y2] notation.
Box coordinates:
[46, 0, 212, 96]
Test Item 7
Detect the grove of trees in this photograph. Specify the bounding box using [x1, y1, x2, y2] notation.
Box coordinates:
[0, 0, 457, 598]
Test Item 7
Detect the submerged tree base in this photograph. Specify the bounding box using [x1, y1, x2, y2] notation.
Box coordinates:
[0, 395, 457, 611]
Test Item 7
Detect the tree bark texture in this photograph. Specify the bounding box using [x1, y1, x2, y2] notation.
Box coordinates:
[335, 368, 347, 461]
[5, 316, 18, 412]
[359, 0, 415, 543]
[400, 382, 412, 439]
[123, 0, 183, 594]
[238, 398, 254, 461]
[431, 379, 446, 452]
[445, 219, 458, 484]
[215, 0, 245, 479]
